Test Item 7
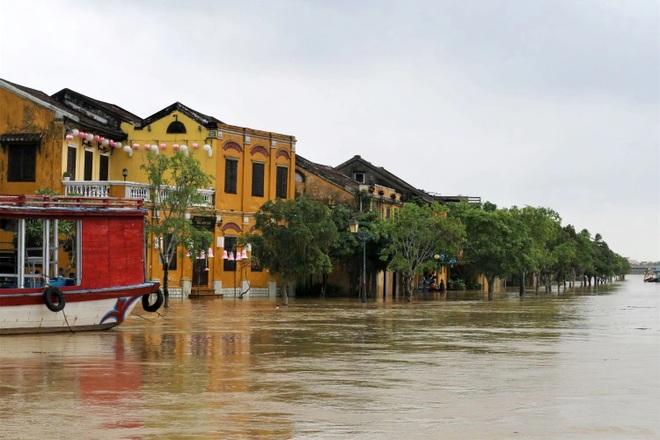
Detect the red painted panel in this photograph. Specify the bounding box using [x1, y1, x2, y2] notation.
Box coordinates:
[82, 216, 145, 289]
[82, 219, 109, 289]
[109, 218, 144, 286]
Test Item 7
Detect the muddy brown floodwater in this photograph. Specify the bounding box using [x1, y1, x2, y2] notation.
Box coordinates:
[1, 275, 658, 439]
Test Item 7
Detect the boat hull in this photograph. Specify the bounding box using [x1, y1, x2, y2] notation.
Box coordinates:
[0, 283, 158, 334]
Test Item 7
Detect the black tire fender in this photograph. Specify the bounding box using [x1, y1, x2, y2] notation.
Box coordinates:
[43, 286, 65, 312]
[142, 288, 164, 313]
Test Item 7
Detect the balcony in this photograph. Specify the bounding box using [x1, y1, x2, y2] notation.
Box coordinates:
[62, 180, 215, 206]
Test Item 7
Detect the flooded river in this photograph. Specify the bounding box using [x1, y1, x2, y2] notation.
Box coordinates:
[1, 275, 658, 439]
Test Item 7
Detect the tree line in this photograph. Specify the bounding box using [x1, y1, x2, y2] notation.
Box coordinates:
[247, 195, 630, 301]
[138, 153, 629, 303]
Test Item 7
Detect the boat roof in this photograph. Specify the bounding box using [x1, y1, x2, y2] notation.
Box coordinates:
[0, 195, 147, 218]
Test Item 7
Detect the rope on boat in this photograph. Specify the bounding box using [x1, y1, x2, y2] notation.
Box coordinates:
[132, 310, 165, 323]
[61, 309, 74, 334]
[239, 280, 251, 298]
[132, 313, 156, 323]
[43, 277, 73, 332]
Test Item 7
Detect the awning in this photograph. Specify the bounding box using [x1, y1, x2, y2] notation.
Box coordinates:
[0, 132, 43, 145]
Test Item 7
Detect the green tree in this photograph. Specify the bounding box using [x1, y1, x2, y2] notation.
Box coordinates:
[248, 195, 338, 305]
[591, 233, 627, 284]
[509, 206, 561, 295]
[550, 238, 577, 292]
[321, 206, 388, 299]
[573, 228, 596, 285]
[381, 202, 465, 299]
[453, 202, 526, 300]
[141, 151, 214, 307]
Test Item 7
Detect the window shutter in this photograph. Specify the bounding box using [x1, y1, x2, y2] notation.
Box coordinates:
[252, 162, 265, 197]
[225, 159, 238, 194]
[276, 166, 288, 199]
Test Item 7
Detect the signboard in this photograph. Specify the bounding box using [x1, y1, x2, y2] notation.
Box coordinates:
[191, 216, 216, 232]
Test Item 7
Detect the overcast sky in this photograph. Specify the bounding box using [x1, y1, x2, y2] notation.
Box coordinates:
[1, 0, 658, 261]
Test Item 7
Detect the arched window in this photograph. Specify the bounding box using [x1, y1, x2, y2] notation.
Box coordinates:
[295, 172, 305, 183]
[166, 121, 187, 134]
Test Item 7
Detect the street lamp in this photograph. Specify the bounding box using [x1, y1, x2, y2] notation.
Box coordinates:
[433, 252, 455, 292]
[222, 247, 249, 299]
[349, 218, 369, 303]
[223, 248, 242, 299]
[122, 168, 128, 181]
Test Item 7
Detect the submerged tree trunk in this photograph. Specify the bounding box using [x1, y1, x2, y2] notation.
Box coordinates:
[519, 269, 526, 296]
[282, 276, 289, 305]
[321, 273, 328, 298]
[282, 278, 289, 306]
[163, 265, 170, 308]
[571, 269, 576, 288]
[535, 272, 540, 294]
[404, 272, 414, 301]
[487, 275, 495, 300]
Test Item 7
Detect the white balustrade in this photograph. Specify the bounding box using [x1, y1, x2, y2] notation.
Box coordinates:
[62, 181, 214, 206]
[63, 181, 110, 197]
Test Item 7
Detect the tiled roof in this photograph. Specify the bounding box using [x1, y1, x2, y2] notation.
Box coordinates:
[51, 88, 142, 124]
[296, 154, 360, 190]
[0, 78, 127, 140]
[140, 102, 223, 129]
[335, 155, 434, 203]
[0, 132, 43, 143]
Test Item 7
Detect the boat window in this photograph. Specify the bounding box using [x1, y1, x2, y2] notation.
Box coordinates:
[0, 217, 79, 289]
[0, 219, 18, 288]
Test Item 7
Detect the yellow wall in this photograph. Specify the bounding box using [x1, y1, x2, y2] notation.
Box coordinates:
[295, 170, 356, 207]
[0, 88, 65, 194]
[0, 85, 297, 295]
[116, 110, 296, 293]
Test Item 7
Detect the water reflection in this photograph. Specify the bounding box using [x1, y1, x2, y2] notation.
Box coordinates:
[0, 276, 658, 439]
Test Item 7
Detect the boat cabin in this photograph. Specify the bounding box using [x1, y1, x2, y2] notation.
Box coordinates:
[0, 195, 148, 292]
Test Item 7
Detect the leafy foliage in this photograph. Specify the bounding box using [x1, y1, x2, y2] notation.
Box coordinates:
[141, 152, 214, 305]
[450, 201, 630, 298]
[381, 202, 465, 298]
[248, 195, 338, 304]
[451, 203, 527, 299]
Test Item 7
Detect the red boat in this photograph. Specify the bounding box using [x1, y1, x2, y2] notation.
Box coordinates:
[0, 195, 162, 334]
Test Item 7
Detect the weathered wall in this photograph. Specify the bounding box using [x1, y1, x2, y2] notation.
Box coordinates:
[0, 88, 64, 194]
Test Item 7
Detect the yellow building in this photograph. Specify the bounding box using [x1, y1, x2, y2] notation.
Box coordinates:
[0, 79, 296, 298]
[295, 154, 404, 299]
[0, 80, 131, 195]
[119, 102, 296, 297]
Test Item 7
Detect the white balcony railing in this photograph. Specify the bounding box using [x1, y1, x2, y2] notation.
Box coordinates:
[63, 181, 214, 206]
[63, 181, 110, 197]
